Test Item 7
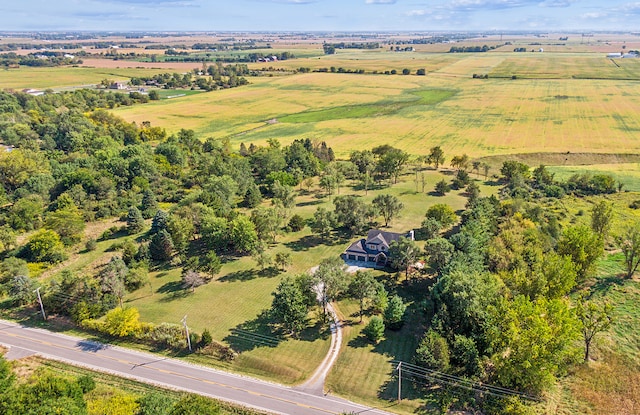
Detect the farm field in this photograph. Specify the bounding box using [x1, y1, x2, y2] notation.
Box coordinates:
[112, 63, 640, 158]
[0, 66, 170, 90]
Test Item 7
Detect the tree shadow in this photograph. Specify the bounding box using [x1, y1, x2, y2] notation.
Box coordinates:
[257, 267, 280, 278]
[590, 275, 624, 296]
[296, 200, 323, 207]
[219, 269, 258, 282]
[157, 281, 189, 301]
[285, 235, 323, 251]
[76, 339, 111, 352]
[223, 311, 284, 353]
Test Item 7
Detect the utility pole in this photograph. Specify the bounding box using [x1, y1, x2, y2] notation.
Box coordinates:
[181, 315, 192, 352]
[397, 362, 402, 402]
[34, 287, 46, 321]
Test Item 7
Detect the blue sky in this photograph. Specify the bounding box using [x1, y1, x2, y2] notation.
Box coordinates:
[2, 0, 638, 32]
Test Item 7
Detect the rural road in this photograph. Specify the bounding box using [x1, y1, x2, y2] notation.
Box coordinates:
[0, 319, 397, 415]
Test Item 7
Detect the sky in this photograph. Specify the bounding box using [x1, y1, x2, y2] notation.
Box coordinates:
[2, 0, 639, 32]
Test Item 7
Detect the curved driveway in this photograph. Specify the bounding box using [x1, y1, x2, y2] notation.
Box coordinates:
[0, 320, 396, 415]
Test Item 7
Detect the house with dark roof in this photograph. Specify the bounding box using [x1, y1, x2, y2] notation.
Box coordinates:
[342, 229, 414, 267]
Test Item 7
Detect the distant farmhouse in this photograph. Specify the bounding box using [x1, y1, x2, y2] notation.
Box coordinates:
[109, 82, 128, 90]
[342, 229, 414, 267]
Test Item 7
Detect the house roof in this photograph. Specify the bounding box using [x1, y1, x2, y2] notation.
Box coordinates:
[366, 229, 406, 248]
[343, 229, 409, 257]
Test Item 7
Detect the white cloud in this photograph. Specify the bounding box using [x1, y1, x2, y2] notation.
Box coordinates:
[406, 9, 428, 16]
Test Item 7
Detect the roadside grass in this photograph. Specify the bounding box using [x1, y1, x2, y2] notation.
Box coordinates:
[6, 356, 267, 415]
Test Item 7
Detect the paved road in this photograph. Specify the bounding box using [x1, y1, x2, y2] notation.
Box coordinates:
[0, 320, 397, 415]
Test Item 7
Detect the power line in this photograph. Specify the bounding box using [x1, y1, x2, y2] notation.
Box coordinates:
[393, 360, 541, 402]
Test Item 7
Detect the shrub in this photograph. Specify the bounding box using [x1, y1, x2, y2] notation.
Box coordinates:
[85, 238, 97, 251]
[287, 214, 306, 232]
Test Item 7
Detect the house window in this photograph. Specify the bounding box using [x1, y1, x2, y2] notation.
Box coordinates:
[368, 244, 377, 250]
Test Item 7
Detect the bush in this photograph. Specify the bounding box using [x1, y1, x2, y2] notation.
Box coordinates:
[85, 238, 97, 251]
[200, 329, 213, 348]
[146, 323, 185, 349]
[76, 375, 96, 393]
[287, 214, 306, 232]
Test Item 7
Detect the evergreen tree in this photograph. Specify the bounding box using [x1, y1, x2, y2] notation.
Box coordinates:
[126, 206, 145, 234]
[149, 229, 174, 261]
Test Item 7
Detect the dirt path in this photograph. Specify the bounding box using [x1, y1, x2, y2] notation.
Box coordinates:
[296, 264, 355, 396]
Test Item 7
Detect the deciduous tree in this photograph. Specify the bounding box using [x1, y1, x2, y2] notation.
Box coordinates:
[372, 194, 403, 227]
[348, 271, 377, 322]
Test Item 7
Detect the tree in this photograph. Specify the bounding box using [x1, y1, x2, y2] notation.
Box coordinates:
[229, 215, 258, 254]
[149, 229, 174, 261]
[487, 296, 580, 395]
[615, 223, 640, 278]
[372, 194, 403, 227]
[9, 275, 36, 306]
[575, 296, 613, 362]
[252, 246, 272, 271]
[349, 271, 377, 322]
[272, 181, 296, 210]
[425, 204, 457, 228]
[274, 251, 292, 271]
[424, 237, 454, 274]
[1, 257, 29, 283]
[313, 257, 348, 321]
[434, 179, 450, 196]
[363, 316, 384, 343]
[126, 206, 145, 234]
[417, 219, 439, 243]
[140, 189, 159, 219]
[389, 237, 420, 278]
[450, 154, 469, 171]
[166, 214, 194, 255]
[100, 256, 128, 306]
[591, 200, 614, 242]
[376, 148, 409, 184]
[288, 214, 306, 232]
[270, 277, 308, 335]
[9, 195, 45, 231]
[310, 207, 336, 241]
[384, 295, 407, 330]
[251, 207, 282, 244]
[182, 270, 205, 292]
[557, 225, 604, 284]
[415, 329, 450, 371]
[333, 195, 371, 236]
[427, 146, 445, 169]
[151, 210, 169, 234]
[483, 163, 490, 179]
[44, 206, 85, 246]
[199, 251, 222, 280]
[24, 229, 66, 264]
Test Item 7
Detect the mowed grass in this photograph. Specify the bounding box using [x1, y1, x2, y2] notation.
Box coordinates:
[112, 54, 640, 158]
[123, 170, 484, 385]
